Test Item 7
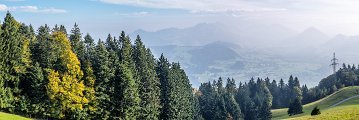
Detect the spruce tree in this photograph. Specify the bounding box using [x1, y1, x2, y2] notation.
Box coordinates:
[198, 82, 216, 120]
[25, 63, 48, 118]
[82, 60, 97, 119]
[0, 12, 24, 112]
[260, 100, 272, 120]
[32, 24, 57, 69]
[157, 54, 171, 120]
[216, 77, 225, 95]
[302, 85, 309, 104]
[84, 33, 96, 62]
[245, 100, 258, 120]
[287, 98, 303, 116]
[92, 40, 112, 119]
[82, 33, 98, 118]
[270, 80, 280, 108]
[105, 34, 118, 52]
[278, 78, 287, 107]
[69, 23, 85, 63]
[235, 84, 248, 119]
[15, 23, 36, 115]
[168, 63, 194, 119]
[193, 92, 204, 120]
[213, 93, 227, 120]
[134, 35, 160, 119]
[27, 25, 54, 118]
[118, 31, 140, 120]
[226, 78, 237, 95]
[256, 79, 273, 120]
[177, 64, 195, 119]
[225, 78, 242, 120]
[224, 92, 242, 120]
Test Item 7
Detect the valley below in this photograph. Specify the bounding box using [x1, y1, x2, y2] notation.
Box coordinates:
[132, 22, 359, 87]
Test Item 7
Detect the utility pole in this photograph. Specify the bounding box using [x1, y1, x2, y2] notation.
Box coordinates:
[331, 52, 338, 74]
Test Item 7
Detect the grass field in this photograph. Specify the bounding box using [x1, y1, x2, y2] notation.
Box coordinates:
[288, 105, 359, 120]
[272, 86, 359, 119]
[0, 112, 31, 120]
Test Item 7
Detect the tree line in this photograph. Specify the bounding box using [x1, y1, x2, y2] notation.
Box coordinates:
[0, 12, 194, 119]
[304, 63, 359, 104]
[195, 75, 305, 120]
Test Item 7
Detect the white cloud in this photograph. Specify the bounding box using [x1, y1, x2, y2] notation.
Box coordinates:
[0, 4, 7, 11]
[97, 0, 359, 16]
[95, 0, 359, 35]
[99, 0, 287, 15]
[113, 11, 150, 17]
[0, 4, 67, 13]
[190, 8, 287, 17]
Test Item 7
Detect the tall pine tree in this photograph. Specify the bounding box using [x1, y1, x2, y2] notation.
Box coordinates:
[92, 40, 112, 119]
[133, 35, 160, 119]
[117, 31, 140, 120]
[157, 54, 172, 120]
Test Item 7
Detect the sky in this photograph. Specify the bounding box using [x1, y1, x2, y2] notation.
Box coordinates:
[1, 0, 359, 39]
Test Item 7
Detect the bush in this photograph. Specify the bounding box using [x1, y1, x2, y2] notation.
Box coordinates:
[311, 106, 321, 116]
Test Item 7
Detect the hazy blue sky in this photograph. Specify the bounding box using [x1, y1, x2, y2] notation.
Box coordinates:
[1, 0, 359, 39]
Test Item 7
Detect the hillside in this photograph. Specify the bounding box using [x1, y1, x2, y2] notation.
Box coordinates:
[289, 105, 359, 120]
[0, 112, 30, 120]
[272, 86, 359, 119]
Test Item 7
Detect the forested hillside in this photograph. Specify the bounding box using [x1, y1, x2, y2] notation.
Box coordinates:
[195, 76, 304, 120]
[0, 12, 194, 119]
[195, 63, 359, 120]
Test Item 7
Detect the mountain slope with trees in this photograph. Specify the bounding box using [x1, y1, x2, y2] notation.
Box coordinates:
[195, 62, 359, 120]
[0, 12, 194, 120]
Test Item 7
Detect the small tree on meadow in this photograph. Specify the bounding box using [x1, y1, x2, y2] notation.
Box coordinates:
[311, 106, 321, 116]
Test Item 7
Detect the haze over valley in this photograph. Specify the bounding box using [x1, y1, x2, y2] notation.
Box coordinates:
[132, 22, 358, 87]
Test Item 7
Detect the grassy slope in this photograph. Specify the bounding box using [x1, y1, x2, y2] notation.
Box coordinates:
[272, 86, 359, 119]
[288, 105, 359, 120]
[290, 88, 359, 120]
[0, 112, 31, 120]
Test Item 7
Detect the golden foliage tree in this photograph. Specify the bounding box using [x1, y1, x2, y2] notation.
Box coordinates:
[46, 32, 88, 119]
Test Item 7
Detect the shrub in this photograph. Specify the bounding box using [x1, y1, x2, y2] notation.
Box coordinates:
[311, 106, 321, 116]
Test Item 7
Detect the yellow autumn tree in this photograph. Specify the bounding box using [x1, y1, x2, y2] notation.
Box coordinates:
[47, 32, 88, 119]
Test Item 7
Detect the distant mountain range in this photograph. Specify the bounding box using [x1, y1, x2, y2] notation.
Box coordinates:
[131, 22, 359, 87]
[132, 23, 237, 46]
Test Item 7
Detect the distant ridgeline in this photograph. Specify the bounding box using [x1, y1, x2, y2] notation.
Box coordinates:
[195, 63, 359, 119]
[0, 12, 194, 119]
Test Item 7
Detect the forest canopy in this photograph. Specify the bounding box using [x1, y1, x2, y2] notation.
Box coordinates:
[0, 12, 193, 119]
